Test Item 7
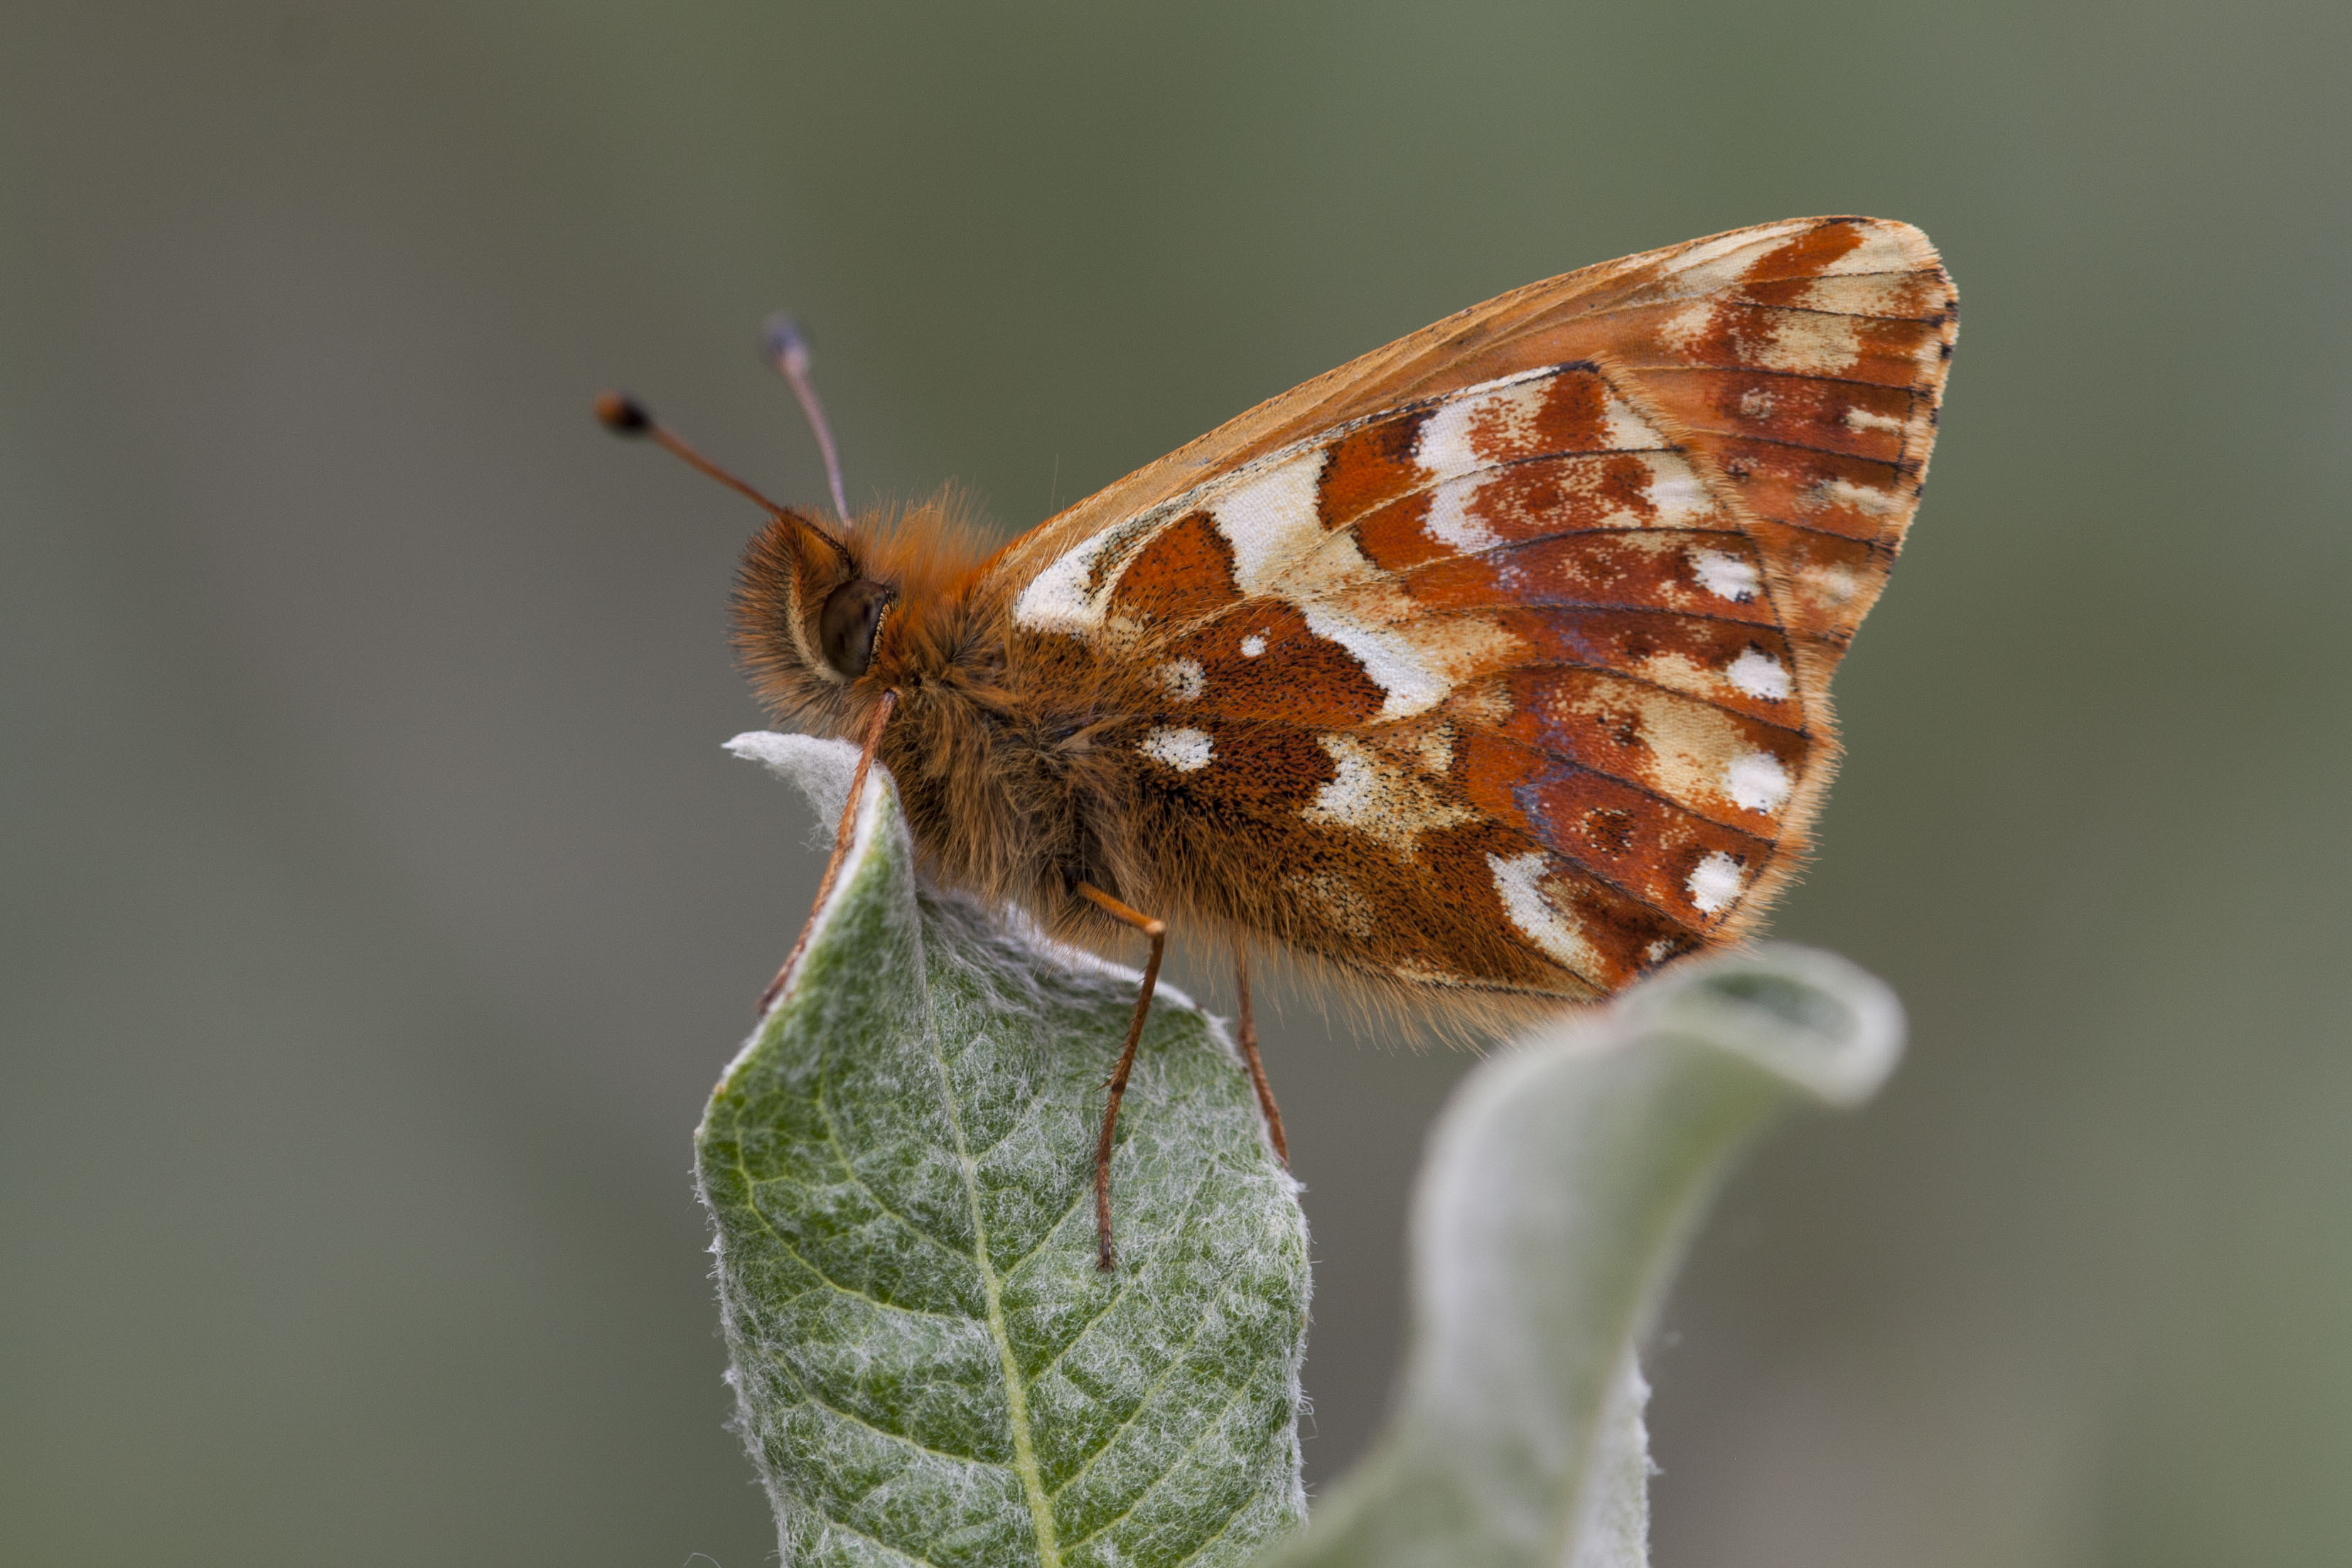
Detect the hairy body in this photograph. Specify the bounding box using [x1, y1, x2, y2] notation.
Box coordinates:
[741, 504, 1297, 1002]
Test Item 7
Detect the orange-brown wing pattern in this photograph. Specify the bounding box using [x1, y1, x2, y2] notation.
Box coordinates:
[992, 218, 1955, 1001]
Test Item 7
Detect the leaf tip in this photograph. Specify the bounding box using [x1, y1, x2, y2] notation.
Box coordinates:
[726, 729, 866, 825]
[1635, 943, 1905, 1109]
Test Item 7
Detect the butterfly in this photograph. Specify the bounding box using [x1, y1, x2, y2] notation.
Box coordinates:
[603, 215, 1958, 1268]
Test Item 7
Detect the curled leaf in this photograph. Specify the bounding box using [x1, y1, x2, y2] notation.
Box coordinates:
[1258, 945, 1903, 1568]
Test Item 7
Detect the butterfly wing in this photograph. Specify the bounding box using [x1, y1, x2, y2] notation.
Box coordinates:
[984, 217, 1956, 1002]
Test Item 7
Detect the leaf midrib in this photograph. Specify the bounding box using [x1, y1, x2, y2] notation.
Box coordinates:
[925, 1025, 1062, 1568]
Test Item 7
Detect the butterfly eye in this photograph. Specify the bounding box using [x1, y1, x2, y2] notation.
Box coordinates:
[818, 578, 894, 679]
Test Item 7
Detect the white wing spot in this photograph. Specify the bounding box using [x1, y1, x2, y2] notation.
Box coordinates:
[1487, 851, 1605, 977]
[1302, 734, 1477, 856]
[1299, 604, 1456, 719]
[1309, 741, 1380, 822]
[1817, 476, 1906, 520]
[1686, 851, 1746, 915]
[1796, 556, 1862, 608]
[1644, 938, 1679, 964]
[1644, 458, 1720, 527]
[1414, 373, 1551, 478]
[1724, 749, 1791, 814]
[1156, 658, 1205, 702]
[1139, 727, 1214, 773]
[1754, 309, 1866, 376]
[1422, 476, 1502, 554]
[1416, 370, 1662, 478]
[1813, 222, 1935, 276]
[1012, 525, 1129, 634]
[1240, 633, 1267, 657]
[1210, 451, 1328, 589]
[1725, 648, 1792, 702]
[1844, 406, 1907, 435]
[1790, 273, 1928, 316]
[1690, 547, 1760, 602]
[1210, 442, 1503, 721]
[1656, 221, 1811, 290]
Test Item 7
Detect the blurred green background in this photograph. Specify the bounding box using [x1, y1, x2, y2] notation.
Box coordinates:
[4, 2, 2347, 1563]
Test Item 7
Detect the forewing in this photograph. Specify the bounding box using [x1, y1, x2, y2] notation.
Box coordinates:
[989, 218, 1956, 1000]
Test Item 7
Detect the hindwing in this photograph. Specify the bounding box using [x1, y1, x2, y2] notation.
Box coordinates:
[984, 217, 1956, 1000]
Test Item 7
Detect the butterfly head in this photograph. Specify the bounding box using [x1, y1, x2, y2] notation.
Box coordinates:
[731, 491, 992, 732]
[732, 508, 895, 722]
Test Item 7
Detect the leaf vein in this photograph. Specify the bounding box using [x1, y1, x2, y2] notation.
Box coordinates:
[1003, 1178, 1092, 1279]
[1029, 1158, 1222, 1392]
[1169, 1487, 1274, 1568]
[921, 1023, 1065, 1567]
[816, 1058, 982, 1265]
[1066, 1371, 1262, 1552]
[800, 1387, 992, 1471]
[1049, 1257, 1235, 1503]
[807, 1508, 950, 1568]
[724, 1149, 969, 1325]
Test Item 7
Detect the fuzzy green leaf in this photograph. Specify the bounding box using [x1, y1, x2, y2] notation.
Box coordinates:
[697, 733, 1309, 1568]
[1258, 945, 1904, 1568]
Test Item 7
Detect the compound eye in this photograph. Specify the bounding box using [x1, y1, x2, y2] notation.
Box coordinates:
[817, 578, 893, 679]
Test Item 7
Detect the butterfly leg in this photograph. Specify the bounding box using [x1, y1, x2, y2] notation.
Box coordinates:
[1232, 949, 1289, 1165]
[757, 690, 898, 1014]
[1074, 882, 1168, 1272]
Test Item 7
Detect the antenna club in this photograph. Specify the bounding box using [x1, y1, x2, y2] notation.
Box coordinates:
[595, 390, 652, 434]
[764, 313, 813, 376]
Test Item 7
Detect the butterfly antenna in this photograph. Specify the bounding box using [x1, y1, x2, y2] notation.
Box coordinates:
[764, 314, 852, 522]
[594, 390, 790, 516]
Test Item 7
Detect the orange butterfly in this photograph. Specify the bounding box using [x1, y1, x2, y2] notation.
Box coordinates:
[603, 215, 1958, 1268]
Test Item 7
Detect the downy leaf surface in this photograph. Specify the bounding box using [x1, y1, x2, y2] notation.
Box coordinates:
[699, 732, 1310, 1568]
